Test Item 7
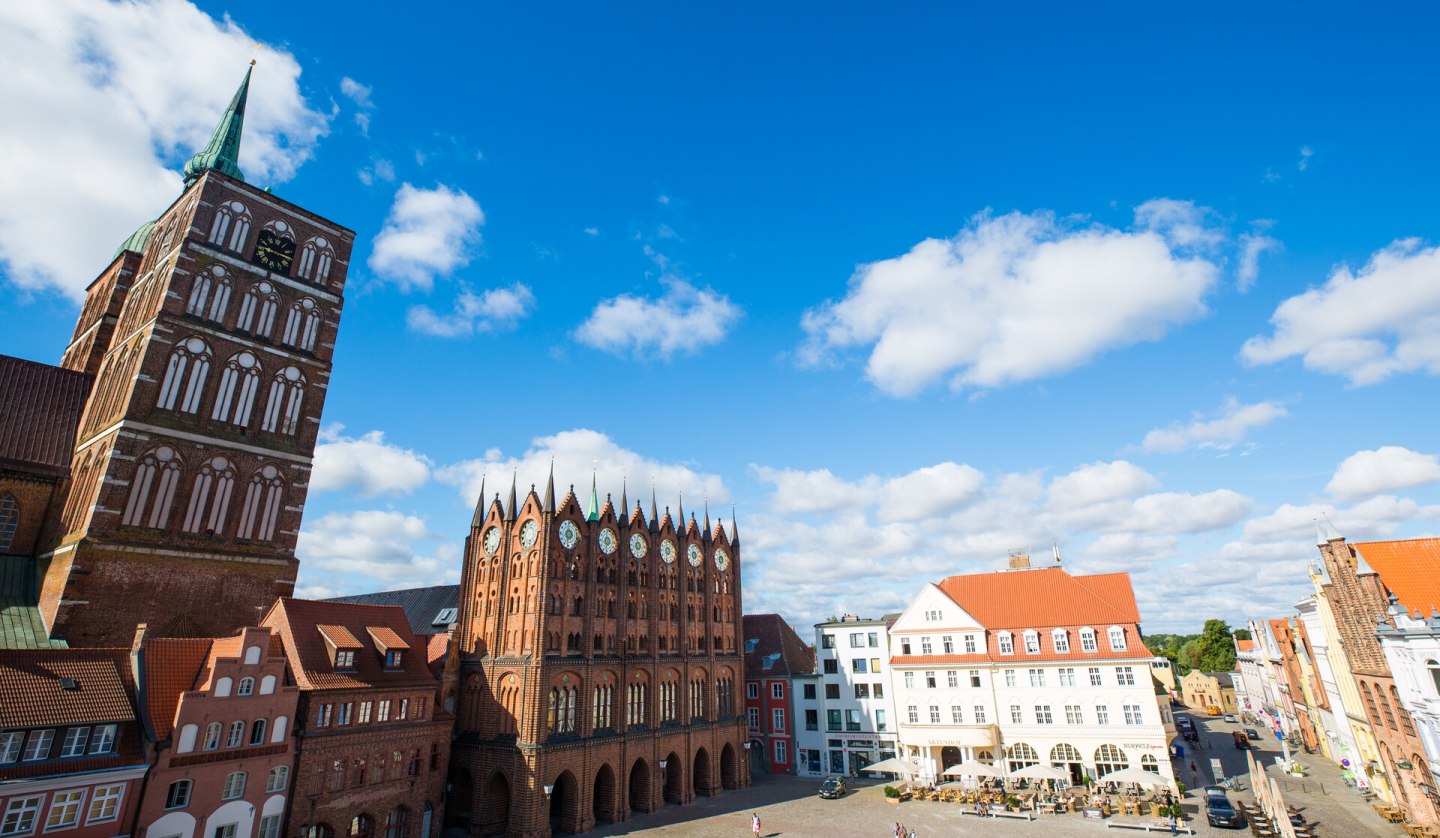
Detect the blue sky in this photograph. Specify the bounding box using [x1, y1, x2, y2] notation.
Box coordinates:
[3, 1, 1439, 633]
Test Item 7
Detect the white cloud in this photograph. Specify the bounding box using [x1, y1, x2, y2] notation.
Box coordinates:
[799, 204, 1221, 396]
[584, 227, 600, 237]
[0, 0, 329, 299]
[311, 426, 432, 497]
[1047, 461, 1158, 510]
[339, 76, 373, 109]
[1141, 398, 1289, 453]
[436, 428, 730, 517]
[368, 183, 484, 292]
[878, 463, 985, 523]
[407, 283, 535, 337]
[1237, 233, 1282, 292]
[575, 279, 741, 359]
[1327, 446, 1440, 502]
[750, 466, 875, 516]
[296, 510, 459, 593]
[1241, 239, 1440, 385]
[1298, 146, 1314, 171]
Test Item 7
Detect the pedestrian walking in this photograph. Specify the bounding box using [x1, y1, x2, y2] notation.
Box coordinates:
[752, 813, 761, 837]
[907, 829, 917, 838]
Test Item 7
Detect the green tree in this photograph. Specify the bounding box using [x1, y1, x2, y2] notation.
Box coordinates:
[1193, 619, 1238, 672]
[1233, 627, 1252, 641]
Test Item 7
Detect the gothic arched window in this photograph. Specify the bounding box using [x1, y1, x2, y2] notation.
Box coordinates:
[186, 266, 231, 323]
[0, 494, 17, 553]
[281, 298, 321, 351]
[123, 446, 182, 528]
[237, 281, 280, 338]
[157, 337, 211, 414]
[208, 201, 252, 252]
[212, 351, 262, 426]
[260, 366, 306, 435]
[181, 455, 236, 535]
[186, 270, 212, 317]
[237, 464, 285, 542]
[297, 236, 336, 283]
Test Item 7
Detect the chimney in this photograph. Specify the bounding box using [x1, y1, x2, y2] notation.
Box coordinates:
[1008, 552, 1031, 570]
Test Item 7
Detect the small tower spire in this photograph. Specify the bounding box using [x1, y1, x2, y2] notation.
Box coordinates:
[183, 62, 253, 186]
[506, 469, 518, 521]
[587, 468, 600, 522]
[677, 491, 685, 529]
[731, 504, 740, 547]
[470, 473, 487, 529]
[703, 493, 711, 535]
[650, 481, 659, 532]
[620, 474, 628, 522]
[543, 458, 556, 513]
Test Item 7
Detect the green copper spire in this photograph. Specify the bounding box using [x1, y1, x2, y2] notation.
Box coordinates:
[586, 471, 600, 522]
[183, 62, 252, 186]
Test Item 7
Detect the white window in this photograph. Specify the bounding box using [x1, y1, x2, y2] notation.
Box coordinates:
[0, 732, 21, 763]
[947, 670, 959, 688]
[22, 729, 53, 761]
[942, 636, 954, 653]
[122, 446, 181, 528]
[1004, 669, 1016, 687]
[337, 703, 353, 726]
[222, 771, 247, 800]
[358, 701, 372, 724]
[237, 465, 284, 542]
[1108, 626, 1127, 651]
[1052, 629, 1070, 653]
[1024, 630, 1040, 654]
[951, 705, 963, 724]
[929, 705, 941, 724]
[1058, 667, 1076, 687]
[1065, 705, 1083, 724]
[1035, 705, 1053, 724]
[771, 682, 784, 700]
[774, 739, 787, 764]
[215, 824, 238, 838]
[969, 670, 981, 688]
[925, 671, 936, 688]
[335, 649, 355, 669]
[85, 784, 123, 824]
[164, 779, 192, 809]
[186, 267, 227, 319]
[44, 789, 84, 830]
[89, 724, 115, 754]
[746, 683, 759, 699]
[1089, 667, 1103, 687]
[297, 237, 335, 282]
[237, 282, 278, 337]
[1115, 666, 1136, 686]
[850, 632, 864, 647]
[903, 672, 915, 689]
[204, 722, 222, 750]
[747, 707, 759, 729]
[1028, 669, 1045, 688]
[1123, 704, 1143, 725]
[1009, 705, 1022, 724]
[261, 366, 306, 435]
[772, 708, 785, 732]
[920, 636, 933, 655]
[212, 351, 262, 426]
[964, 634, 977, 654]
[1096, 705, 1110, 725]
[2, 796, 42, 836]
[249, 718, 267, 745]
[377, 700, 391, 722]
[181, 456, 235, 536]
[1081, 628, 1098, 652]
[60, 727, 89, 757]
[281, 298, 321, 351]
[973, 705, 987, 724]
[209, 201, 252, 251]
[258, 815, 282, 838]
[907, 705, 918, 724]
[267, 765, 289, 793]
[226, 720, 244, 748]
[998, 632, 1013, 654]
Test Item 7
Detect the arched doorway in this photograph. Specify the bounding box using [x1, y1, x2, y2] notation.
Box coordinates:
[720, 742, 738, 789]
[629, 758, 652, 813]
[479, 771, 509, 836]
[940, 746, 962, 773]
[693, 747, 712, 796]
[549, 770, 579, 835]
[593, 763, 617, 823]
[663, 752, 684, 805]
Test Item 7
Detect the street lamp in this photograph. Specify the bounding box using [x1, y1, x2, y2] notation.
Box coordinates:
[544, 783, 555, 797]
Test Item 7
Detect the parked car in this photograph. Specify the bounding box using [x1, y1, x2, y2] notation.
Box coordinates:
[1244, 727, 1261, 741]
[819, 776, 848, 799]
[1223, 713, 1237, 723]
[1233, 730, 1249, 749]
[1205, 786, 1244, 828]
[1177, 718, 1199, 742]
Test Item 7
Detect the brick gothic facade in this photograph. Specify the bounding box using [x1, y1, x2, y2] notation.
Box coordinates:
[35, 70, 354, 647]
[1318, 535, 1439, 827]
[446, 476, 749, 837]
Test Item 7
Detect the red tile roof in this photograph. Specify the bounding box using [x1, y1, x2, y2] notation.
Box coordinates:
[366, 626, 410, 651]
[1353, 538, 1440, 617]
[0, 355, 93, 476]
[317, 624, 363, 649]
[742, 613, 816, 678]
[1236, 639, 1254, 652]
[140, 638, 213, 739]
[935, 567, 1141, 629]
[262, 599, 438, 691]
[0, 648, 135, 728]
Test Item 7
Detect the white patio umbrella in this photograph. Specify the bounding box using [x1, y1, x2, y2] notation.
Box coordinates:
[1096, 767, 1171, 788]
[1007, 764, 1069, 781]
[862, 757, 920, 775]
[943, 760, 1006, 778]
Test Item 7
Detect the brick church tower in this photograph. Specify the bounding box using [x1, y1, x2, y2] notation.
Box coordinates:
[445, 470, 749, 836]
[38, 65, 354, 646]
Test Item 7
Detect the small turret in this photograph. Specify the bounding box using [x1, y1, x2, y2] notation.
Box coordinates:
[505, 470, 518, 521]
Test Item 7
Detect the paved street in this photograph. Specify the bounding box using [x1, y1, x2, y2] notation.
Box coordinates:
[573, 710, 1412, 837]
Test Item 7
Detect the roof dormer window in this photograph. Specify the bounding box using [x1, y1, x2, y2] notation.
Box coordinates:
[318, 624, 363, 671]
[998, 632, 1014, 655]
[385, 650, 403, 668]
[1108, 626, 1127, 651]
[1080, 627, 1098, 653]
[335, 650, 355, 669]
[367, 626, 411, 670]
[1023, 630, 1040, 654]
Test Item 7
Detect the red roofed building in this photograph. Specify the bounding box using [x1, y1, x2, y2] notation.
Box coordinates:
[0, 647, 147, 837]
[260, 598, 451, 838]
[888, 556, 1173, 788]
[132, 624, 299, 838]
[741, 614, 815, 775]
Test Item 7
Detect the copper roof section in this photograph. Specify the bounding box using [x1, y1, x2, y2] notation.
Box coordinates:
[1353, 537, 1440, 617]
[0, 354, 93, 476]
[0, 648, 135, 728]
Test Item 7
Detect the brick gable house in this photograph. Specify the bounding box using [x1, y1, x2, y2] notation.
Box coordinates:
[261, 599, 451, 838]
[741, 614, 815, 775]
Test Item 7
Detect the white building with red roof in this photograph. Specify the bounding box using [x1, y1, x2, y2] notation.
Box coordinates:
[889, 556, 1174, 788]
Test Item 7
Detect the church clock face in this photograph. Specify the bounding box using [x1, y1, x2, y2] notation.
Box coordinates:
[714, 547, 729, 571]
[660, 539, 676, 564]
[557, 520, 579, 550]
[519, 520, 538, 548]
[687, 544, 702, 568]
[482, 527, 500, 555]
[252, 229, 295, 273]
[629, 533, 647, 558]
[598, 527, 618, 555]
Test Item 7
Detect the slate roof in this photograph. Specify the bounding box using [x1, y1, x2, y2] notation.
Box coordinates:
[0, 354, 92, 476]
[0, 648, 134, 728]
[742, 613, 815, 678]
[1353, 538, 1440, 617]
[262, 598, 437, 691]
[327, 585, 460, 636]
